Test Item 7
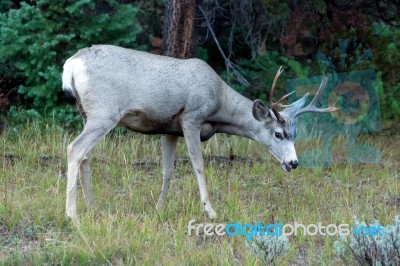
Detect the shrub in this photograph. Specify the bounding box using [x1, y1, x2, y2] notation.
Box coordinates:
[0, 0, 143, 125]
[246, 233, 290, 264]
[334, 216, 400, 265]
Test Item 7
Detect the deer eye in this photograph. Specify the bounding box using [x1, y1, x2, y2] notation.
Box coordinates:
[275, 132, 283, 140]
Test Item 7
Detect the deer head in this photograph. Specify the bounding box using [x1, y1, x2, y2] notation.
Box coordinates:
[252, 67, 339, 172]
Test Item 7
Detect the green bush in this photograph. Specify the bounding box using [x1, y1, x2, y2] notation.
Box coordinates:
[369, 23, 400, 122]
[221, 50, 310, 102]
[0, 0, 143, 125]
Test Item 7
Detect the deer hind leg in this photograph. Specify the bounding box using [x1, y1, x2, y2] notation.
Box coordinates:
[156, 135, 179, 210]
[79, 147, 94, 207]
[66, 118, 118, 219]
[181, 120, 217, 219]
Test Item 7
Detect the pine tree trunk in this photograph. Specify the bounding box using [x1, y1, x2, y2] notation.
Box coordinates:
[162, 0, 196, 58]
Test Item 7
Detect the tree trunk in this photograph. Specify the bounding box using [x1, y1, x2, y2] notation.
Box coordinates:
[162, 0, 196, 58]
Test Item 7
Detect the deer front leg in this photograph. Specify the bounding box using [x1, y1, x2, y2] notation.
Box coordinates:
[156, 135, 179, 210]
[182, 122, 217, 219]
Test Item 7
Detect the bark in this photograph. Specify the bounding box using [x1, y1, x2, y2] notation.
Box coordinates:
[162, 0, 196, 58]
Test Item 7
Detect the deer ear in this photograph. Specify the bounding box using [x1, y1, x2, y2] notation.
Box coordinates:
[252, 100, 272, 122]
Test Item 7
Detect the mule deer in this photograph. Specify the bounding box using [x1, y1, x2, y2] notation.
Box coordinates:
[62, 45, 337, 219]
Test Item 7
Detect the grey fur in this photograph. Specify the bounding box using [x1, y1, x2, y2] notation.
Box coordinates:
[62, 45, 324, 219]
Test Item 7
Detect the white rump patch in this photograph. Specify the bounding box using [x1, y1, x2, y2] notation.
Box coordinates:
[62, 57, 88, 98]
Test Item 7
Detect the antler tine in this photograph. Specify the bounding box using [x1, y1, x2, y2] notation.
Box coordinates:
[269, 66, 292, 109]
[273, 91, 295, 108]
[294, 75, 339, 117]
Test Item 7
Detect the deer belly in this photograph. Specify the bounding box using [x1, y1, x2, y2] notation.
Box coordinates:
[120, 110, 183, 135]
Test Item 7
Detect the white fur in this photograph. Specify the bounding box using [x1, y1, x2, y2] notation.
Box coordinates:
[62, 57, 89, 98]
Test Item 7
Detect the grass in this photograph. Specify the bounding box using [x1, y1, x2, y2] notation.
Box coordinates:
[0, 121, 399, 265]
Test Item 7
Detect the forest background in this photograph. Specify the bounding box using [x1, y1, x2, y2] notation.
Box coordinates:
[0, 0, 399, 130]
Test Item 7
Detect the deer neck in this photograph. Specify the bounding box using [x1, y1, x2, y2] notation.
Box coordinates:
[211, 84, 262, 141]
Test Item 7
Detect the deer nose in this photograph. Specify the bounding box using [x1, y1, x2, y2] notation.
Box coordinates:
[290, 160, 298, 169]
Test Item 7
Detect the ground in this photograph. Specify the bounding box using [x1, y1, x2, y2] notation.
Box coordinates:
[0, 123, 399, 265]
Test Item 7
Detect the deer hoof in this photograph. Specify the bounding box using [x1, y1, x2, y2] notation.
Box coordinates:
[205, 208, 217, 219]
[156, 200, 165, 211]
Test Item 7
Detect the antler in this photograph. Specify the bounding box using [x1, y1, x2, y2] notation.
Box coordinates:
[269, 66, 294, 109]
[268, 66, 295, 125]
[294, 75, 339, 117]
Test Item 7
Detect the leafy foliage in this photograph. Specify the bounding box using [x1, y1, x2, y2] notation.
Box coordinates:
[201, 0, 400, 123]
[0, 0, 143, 125]
[1, 0, 400, 127]
[314, 23, 400, 122]
[368, 24, 400, 121]
[221, 50, 310, 103]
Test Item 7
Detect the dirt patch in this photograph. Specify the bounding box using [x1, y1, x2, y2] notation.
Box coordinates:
[2, 153, 19, 165]
[131, 155, 258, 172]
[0, 224, 40, 254]
[386, 196, 400, 207]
